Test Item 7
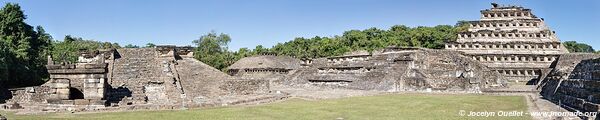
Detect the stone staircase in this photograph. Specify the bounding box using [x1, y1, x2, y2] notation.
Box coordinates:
[175, 58, 231, 104]
[109, 48, 165, 105]
[105, 48, 278, 108]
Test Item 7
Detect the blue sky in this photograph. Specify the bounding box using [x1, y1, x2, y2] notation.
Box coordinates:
[2, 0, 599, 50]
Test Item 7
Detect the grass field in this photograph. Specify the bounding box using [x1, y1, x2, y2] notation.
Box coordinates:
[0, 94, 530, 120]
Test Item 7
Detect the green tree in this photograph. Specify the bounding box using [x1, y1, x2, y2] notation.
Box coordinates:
[51, 35, 120, 63]
[124, 44, 139, 48]
[234, 47, 252, 60]
[265, 24, 460, 60]
[252, 45, 269, 55]
[193, 32, 232, 70]
[563, 41, 595, 53]
[195, 23, 466, 72]
[145, 43, 156, 48]
[0, 3, 52, 87]
[101, 42, 120, 49]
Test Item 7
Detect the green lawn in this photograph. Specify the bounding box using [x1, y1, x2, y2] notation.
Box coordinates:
[0, 94, 530, 120]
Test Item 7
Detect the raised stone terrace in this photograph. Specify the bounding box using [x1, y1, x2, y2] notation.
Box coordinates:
[281, 47, 507, 92]
[226, 54, 302, 86]
[539, 53, 600, 119]
[445, 3, 569, 85]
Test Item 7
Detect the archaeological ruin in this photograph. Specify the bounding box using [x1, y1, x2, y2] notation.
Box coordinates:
[0, 45, 510, 113]
[445, 3, 569, 85]
[0, 3, 598, 119]
[226, 53, 302, 86]
[283, 47, 506, 92]
[540, 53, 600, 119]
[2, 46, 285, 112]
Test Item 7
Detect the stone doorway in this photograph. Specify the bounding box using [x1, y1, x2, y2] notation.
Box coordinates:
[69, 88, 84, 99]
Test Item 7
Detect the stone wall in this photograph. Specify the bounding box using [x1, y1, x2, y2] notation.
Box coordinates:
[5, 47, 282, 113]
[7, 86, 51, 105]
[406, 49, 506, 91]
[540, 53, 600, 118]
[220, 79, 269, 95]
[175, 58, 229, 104]
[43, 50, 109, 105]
[286, 47, 507, 92]
[106, 48, 277, 108]
[108, 48, 185, 106]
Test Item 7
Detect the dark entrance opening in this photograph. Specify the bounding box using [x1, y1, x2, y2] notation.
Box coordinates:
[526, 78, 538, 85]
[69, 88, 84, 99]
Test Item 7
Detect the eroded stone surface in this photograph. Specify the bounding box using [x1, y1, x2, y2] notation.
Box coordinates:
[282, 47, 507, 92]
[0, 4, 596, 119]
[4, 46, 276, 113]
[445, 3, 569, 85]
[539, 53, 600, 119]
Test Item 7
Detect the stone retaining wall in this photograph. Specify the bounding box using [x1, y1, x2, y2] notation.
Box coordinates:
[540, 53, 600, 119]
[287, 48, 507, 92]
[220, 79, 269, 95]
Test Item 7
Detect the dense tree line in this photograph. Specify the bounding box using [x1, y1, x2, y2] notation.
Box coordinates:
[563, 41, 595, 53]
[124, 44, 139, 48]
[0, 3, 52, 87]
[270, 25, 463, 58]
[0, 3, 121, 87]
[0, 3, 149, 87]
[194, 24, 467, 70]
[122, 43, 157, 48]
[192, 24, 597, 71]
[193, 32, 236, 71]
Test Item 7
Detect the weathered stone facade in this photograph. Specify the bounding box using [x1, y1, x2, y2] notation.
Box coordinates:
[2, 50, 112, 111]
[227, 54, 301, 86]
[46, 49, 108, 107]
[248, 47, 507, 92]
[4, 46, 280, 113]
[0, 3, 597, 118]
[445, 3, 569, 85]
[540, 54, 600, 119]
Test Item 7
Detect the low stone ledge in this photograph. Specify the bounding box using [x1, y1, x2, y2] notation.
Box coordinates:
[48, 68, 106, 74]
[50, 74, 106, 79]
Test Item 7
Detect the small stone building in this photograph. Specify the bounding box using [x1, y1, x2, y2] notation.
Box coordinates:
[45, 49, 109, 107]
[5, 49, 112, 110]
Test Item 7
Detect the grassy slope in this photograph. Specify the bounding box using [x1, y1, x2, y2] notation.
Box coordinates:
[0, 94, 530, 120]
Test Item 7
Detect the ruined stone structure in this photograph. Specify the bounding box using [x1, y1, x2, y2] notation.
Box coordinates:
[1, 3, 597, 118]
[3, 50, 112, 110]
[4, 46, 280, 112]
[45, 49, 109, 109]
[279, 47, 506, 92]
[227, 54, 301, 76]
[227, 54, 301, 85]
[445, 3, 569, 85]
[540, 54, 600, 119]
